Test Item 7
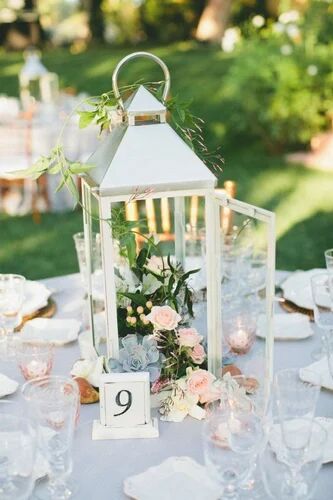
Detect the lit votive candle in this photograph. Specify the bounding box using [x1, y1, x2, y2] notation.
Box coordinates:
[227, 328, 255, 355]
[16, 341, 54, 380]
[21, 359, 51, 380]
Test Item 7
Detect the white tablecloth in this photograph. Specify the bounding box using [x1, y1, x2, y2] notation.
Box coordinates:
[1, 272, 333, 499]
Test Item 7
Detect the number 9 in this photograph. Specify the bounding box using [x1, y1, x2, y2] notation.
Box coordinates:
[114, 390, 132, 416]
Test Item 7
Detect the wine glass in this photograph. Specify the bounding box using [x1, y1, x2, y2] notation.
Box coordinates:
[0, 414, 37, 500]
[202, 407, 263, 499]
[274, 368, 320, 493]
[22, 376, 80, 500]
[310, 272, 333, 360]
[260, 418, 327, 499]
[0, 274, 26, 355]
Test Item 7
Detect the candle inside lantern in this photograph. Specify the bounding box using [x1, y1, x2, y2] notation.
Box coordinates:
[227, 325, 255, 355]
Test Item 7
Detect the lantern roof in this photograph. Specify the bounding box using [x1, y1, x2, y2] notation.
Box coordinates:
[86, 98, 217, 196]
[125, 85, 166, 117]
[85, 52, 217, 197]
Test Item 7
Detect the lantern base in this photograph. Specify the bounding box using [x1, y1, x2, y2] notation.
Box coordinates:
[91, 417, 159, 440]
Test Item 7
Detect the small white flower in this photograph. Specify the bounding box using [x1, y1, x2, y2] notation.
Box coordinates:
[307, 65, 318, 76]
[279, 10, 300, 24]
[252, 15, 265, 28]
[70, 356, 104, 387]
[280, 44, 293, 56]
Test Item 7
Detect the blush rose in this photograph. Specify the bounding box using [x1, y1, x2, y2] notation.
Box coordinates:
[178, 328, 203, 348]
[146, 305, 181, 331]
[187, 369, 216, 397]
[190, 344, 206, 365]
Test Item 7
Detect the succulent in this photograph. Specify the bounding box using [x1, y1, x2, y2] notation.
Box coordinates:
[109, 334, 163, 382]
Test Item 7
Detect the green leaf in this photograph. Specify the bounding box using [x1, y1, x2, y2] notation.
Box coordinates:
[121, 292, 147, 307]
[69, 162, 95, 174]
[78, 111, 96, 128]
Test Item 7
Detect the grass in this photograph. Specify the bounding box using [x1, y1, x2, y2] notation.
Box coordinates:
[1, 42, 333, 278]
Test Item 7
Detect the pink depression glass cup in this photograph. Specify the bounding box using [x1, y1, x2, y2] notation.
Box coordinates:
[16, 339, 54, 380]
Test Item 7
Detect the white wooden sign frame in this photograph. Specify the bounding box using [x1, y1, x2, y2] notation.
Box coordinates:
[92, 372, 159, 440]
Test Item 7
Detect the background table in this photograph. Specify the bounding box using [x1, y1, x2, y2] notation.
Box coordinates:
[1, 272, 333, 499]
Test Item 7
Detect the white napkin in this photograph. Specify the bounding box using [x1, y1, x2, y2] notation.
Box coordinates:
[124, 456, 220, 500]
[21, 318, 81, 345]
[0, 374, 19, 398]
[299, 358, 333, 390]
[22, 281, 52, 317]
[270, 417, 333, 464]
[257, 313, 313, 340]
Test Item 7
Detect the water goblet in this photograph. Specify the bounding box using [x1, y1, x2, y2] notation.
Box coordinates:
[260, 418, 327, 500]
[16, 340, 54, 380]
[310, 272, 333, 360]
[202, 407, 263, 499]
[274, 368, 320, 491]
[22, 375, 80, 500]
[0, 274, 26, 355]
[0, 414, 37, 500]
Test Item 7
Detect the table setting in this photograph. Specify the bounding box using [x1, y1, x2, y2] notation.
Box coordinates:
[1, 51, 333, 500]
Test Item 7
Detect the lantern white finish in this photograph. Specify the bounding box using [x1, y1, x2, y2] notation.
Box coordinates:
[81, 52, 275, 387]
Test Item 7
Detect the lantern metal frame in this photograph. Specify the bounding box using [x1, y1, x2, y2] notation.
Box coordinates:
[81, 52, 275, 387]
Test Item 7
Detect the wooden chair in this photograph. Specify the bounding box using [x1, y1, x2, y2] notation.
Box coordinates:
[125, 180, 237, 242]
[0, 118, 50, 223]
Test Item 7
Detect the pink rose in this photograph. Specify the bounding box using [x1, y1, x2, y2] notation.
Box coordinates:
[199, 385, 221, 405]
[190, 344, 206, 365]
[187, 369, 216, 396]
[146, 306, 181, 331]
[178, 328, 203, 347]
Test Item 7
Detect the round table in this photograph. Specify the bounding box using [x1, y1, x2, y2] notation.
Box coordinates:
[1, 272, 332, 499]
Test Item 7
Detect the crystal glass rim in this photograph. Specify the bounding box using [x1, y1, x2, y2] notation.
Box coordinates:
[21, 374, 79, 401]
[15, 339, 54, 355]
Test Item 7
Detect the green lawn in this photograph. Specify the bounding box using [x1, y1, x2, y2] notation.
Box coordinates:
[1, 43, 333, 279]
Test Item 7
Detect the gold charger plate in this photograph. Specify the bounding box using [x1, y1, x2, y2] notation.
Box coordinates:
[15, 298, 57, 331]
[279, 297, 314, 321]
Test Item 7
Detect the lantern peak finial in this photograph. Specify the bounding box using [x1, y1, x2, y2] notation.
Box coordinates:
[125, 85, 166, 125]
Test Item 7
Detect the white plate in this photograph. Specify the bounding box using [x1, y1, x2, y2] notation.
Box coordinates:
[270, 417, 333, 464]
[256, 313, 314, 340]
[299, 358, 333, 390]
[21, 318, 81, 346]
[0, 373, 19, 398]
[280, 269, 325, 310]
[22, 281, 52, 317]
[124, 456, 220, 500]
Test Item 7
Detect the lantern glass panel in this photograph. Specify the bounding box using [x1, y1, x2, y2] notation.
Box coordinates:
[216, 195, 275, 407]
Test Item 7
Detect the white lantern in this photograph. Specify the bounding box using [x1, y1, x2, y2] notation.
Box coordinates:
[81, 52, 275, 396]
[19, 48, 59, 110]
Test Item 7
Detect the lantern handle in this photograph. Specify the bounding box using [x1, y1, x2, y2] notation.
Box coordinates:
[112, 51, 171, 110]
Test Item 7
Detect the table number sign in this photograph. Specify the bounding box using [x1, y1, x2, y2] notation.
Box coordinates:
[92, 372, 159, 440]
